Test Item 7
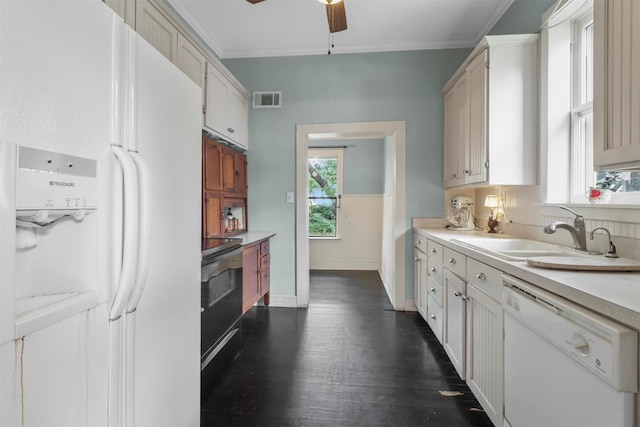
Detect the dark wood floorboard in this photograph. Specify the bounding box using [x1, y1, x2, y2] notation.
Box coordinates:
[201, 270, 493, 426]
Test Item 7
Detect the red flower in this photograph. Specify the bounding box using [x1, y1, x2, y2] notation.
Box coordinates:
[590, 189, 601, 198]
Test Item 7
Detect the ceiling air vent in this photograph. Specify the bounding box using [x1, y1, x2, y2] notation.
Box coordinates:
[253, 91, 282, 109]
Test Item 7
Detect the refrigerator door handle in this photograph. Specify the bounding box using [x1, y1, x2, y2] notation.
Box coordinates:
[126, 151, 150, 313]
[110, 145, 139, 321]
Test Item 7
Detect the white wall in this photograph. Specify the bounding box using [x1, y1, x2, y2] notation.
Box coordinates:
[309, 195, 382, 270]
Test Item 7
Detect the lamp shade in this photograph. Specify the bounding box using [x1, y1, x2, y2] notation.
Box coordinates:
[318, 0, 342, 3]
[484, 195, 499, 208]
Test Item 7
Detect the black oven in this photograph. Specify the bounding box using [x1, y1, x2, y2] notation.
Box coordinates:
[201, 238, 243, 396]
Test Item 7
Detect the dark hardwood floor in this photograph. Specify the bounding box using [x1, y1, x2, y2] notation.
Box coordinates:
[201, 270, 493, 426]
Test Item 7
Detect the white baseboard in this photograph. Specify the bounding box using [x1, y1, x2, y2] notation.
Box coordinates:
[267, 294, 299, 308]
[309, 262, 380, 270]
[405, 299, 418, 312]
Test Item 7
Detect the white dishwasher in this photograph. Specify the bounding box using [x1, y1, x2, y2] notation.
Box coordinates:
[502, 275, 638, 427]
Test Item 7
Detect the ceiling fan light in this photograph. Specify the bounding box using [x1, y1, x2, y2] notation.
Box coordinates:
[317, 0, 343, 4]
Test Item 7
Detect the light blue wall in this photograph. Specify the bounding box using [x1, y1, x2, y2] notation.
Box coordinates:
[223, 0, 555, 301]
[310, 139, 385, 195]
[224, 50, 469, 299]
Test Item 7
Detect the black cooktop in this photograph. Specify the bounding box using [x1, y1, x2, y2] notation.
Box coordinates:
[201, 238, 243, 261]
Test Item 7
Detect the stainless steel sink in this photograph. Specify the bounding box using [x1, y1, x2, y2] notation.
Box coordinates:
[450, 237, 577, 261]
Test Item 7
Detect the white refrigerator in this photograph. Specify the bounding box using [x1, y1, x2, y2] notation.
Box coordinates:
[0, 1, 201, 426]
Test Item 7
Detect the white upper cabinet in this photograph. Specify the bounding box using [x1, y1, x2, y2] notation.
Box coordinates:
[594, 0, 640, 170]
[135, 0, 178, 62]
[176, 33, 206, 121]
[442, 34, 539, 188]
[204, 63, 249, 149]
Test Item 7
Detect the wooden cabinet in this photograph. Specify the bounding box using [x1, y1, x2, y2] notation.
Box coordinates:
[222, 146, 247, 195]
[202, 137, 247, 238]
[442, 34, 538, 188]
[205, 63, 249, 149]
[594, 0, 640, 170]
[465, 258, 503, 427]
[135, 0, 179, 62]
[242, 239, 271, 314]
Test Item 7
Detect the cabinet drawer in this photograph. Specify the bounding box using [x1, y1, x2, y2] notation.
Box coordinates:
[443, 246, 466, 278]
[260, 253, 270, 271]
[413, 233, 428, 253]
[427, 277, 443, 307]
[427, 259, 443, 285]
[427, 240, 443, 264]
[426, 295, 443, 344]
[466, 258, 501, 301]
[260, 239, 270, 255]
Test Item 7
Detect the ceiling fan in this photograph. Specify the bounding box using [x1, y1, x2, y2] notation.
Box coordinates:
[246, 0, 347, 33]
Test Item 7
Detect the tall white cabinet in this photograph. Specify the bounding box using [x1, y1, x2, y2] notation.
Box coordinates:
[594, 0, 640, 170]
[442, 34, 539, 188]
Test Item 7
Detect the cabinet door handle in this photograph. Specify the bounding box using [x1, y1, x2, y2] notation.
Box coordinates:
[448, 257, 456, 264]
[476, 272, 486, 280]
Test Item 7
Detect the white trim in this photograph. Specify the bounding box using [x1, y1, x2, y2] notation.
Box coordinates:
[296, 122, 406, 310]
[265, 295, 299, 308]
[309, 261, 380, 271]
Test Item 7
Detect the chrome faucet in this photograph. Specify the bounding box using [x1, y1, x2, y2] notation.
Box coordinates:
[543, 206, 587, 251]
[590, 227, 619, 258]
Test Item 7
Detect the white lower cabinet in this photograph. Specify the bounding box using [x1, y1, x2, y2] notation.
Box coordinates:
[416, 233, 505, 426]
[443, 268, 467, 379]
[466, 269, 503, 426]
[413, 248, 428, 319]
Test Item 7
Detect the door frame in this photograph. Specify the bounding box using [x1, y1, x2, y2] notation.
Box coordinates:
[295, 121, 406, 310]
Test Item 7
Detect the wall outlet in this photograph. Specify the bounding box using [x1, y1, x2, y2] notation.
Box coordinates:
[286, 192, 294, 204]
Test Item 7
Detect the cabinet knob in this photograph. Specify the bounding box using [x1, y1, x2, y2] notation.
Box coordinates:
[430, 248, 437, 254]
[448, 257, 456, 264]
[476, 272, 487, 280]
[416, 239, 422, 244]
[227, 127, 235, 133]
[414, 257, 420, 262]
[454, 291, 461, 297]
[430, 287, 436, 293]
[431, 314, 437, 320]
[463, 169, 470, 174]
[430, 267, 436, 273]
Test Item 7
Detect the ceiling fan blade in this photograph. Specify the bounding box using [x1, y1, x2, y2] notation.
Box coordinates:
[326, 1, 347, 33]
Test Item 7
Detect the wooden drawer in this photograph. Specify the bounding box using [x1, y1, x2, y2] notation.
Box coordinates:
[427, 258, 443, 285]
[427, 276, 443, 306]
[427, 240, 443, 264]
[426, 294, 443, 344]
[260, 253, 270, 271]
[413, 232, 428, 253]
[443, 246, 466, 278]
[260, 239, 270, 255]
[466, 257, 502, 301]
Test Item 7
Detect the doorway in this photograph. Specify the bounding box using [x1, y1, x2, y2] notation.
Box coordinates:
[296, 121, 406, 310]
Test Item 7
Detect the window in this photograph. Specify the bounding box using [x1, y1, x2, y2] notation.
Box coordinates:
[543, 0, 640, 205]
[308, 149, 343, 238]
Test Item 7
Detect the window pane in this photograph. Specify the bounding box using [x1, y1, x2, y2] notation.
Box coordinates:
[584, 22, 593, 103]
[308, 157, 338, 237]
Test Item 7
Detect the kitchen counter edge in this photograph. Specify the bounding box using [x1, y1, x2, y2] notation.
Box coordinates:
[414, 227, 640, 330]
[238, 231, 276, 246]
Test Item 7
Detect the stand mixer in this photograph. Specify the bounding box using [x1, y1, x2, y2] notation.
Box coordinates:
[447, 196, 476, 231]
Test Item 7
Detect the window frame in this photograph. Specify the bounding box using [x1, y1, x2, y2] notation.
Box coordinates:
[541, 0, 640, 207]
[307, 148, 344, 239]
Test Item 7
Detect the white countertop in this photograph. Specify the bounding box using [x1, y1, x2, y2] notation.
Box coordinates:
[414, 227, 640, 330]
[237, 231, 276, 246]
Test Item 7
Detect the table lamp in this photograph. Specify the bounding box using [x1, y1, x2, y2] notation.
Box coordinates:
[485, 195, 499, 233]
